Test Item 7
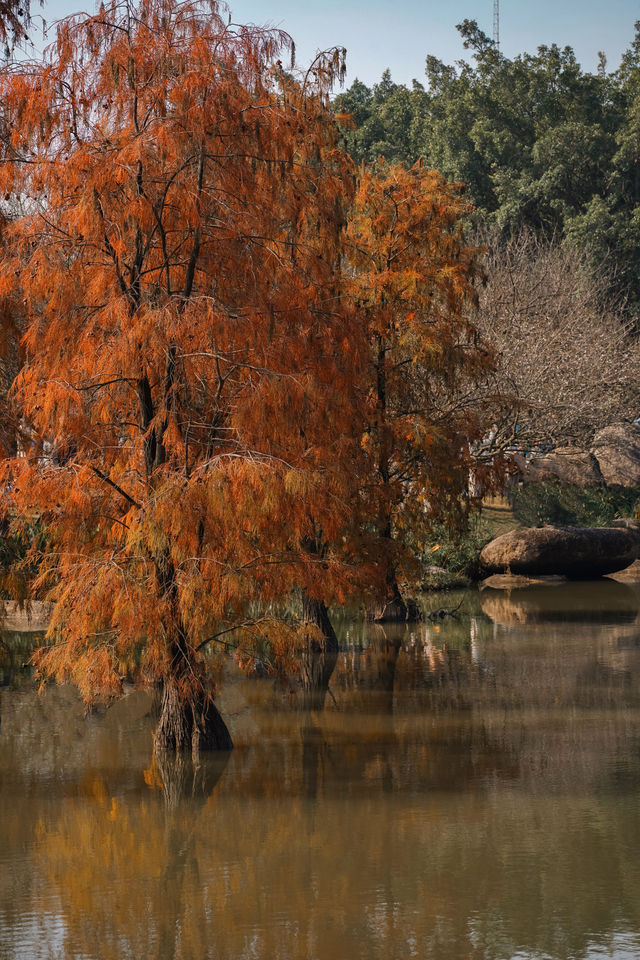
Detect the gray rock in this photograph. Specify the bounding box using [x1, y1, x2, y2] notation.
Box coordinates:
[591, 423, 640, 487]
[480, 525, 640, 578]
[525, 446, 603, 486]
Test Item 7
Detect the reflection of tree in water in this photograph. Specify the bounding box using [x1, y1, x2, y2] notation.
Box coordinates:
[396, 629, 475, 711]
[6, 592, 640, 959]
[152, 748, 230, 810]
[0, 685, 233, 959]
[295, 620, 520, 797]
[26, 765, 640, 960]
[31, 748, 230, 960]
[299, 643, 338, 712]
[392, 631, 520, 790]
[299, 636, 339, 797]
[300, 713, 330, 799]
[0, 638, 13, 691]
[300, 625, 403, 798]
[334, 622, 403, 713]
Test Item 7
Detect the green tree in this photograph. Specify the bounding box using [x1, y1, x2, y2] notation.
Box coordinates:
[567, 22, 640, 318]
[423, 21, 617, 235]
[335, 20, 640, 316]
[335, 71, 428, 165]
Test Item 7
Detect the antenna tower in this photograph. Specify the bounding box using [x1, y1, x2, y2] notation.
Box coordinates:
[493, 0, 500, 49]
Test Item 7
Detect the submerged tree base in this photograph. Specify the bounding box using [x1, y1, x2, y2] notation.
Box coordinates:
[154, 680, 233, 755]
[300, 593, 339, 707]
[301, 593, 339, 654]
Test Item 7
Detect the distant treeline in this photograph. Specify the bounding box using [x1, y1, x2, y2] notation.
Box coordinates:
[334, 19, 640, 316]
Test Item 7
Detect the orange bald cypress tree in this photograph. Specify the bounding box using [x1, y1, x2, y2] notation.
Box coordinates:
[0, 0, 364, 750]
[346, 162, 494, 619]
[0, 214, 22, 460]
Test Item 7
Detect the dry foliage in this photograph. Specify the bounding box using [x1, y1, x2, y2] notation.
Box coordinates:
[0, 267, 21, 458]
[0, 0, 367, 743]
[0, 0, 35, 53]
[473, 230, 640, 456]
[0, 2, 507, 742]
[345, 161, 496, 589]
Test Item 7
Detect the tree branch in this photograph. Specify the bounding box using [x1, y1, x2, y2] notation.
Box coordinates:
[90, 466, 141, 510]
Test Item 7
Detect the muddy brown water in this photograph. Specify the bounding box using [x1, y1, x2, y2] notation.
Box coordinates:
[2, 580, 640, 960]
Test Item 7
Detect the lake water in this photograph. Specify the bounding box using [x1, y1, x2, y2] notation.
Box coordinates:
[2, 580, 640, 960]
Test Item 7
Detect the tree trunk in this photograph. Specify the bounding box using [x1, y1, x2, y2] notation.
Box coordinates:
[151, 553, 233, 755]
[154, 678, 233, 755]
[300, 593, 339, 706]
[365, 579, 422, 622]
[301, 593, 339, 653]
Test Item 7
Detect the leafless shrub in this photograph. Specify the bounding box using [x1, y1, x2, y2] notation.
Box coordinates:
[472, 229, 640, 456]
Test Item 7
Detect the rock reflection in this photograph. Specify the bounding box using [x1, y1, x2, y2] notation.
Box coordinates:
[478, 580, 640, 721]
[481, 579, 640, 626]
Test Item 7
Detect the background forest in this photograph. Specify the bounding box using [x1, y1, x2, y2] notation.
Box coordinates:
[335, 18, 640, 319]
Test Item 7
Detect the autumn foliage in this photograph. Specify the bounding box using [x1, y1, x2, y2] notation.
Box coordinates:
[345, 162, 493, 612]
[0, 0, 369, 750]
[0, 215, 22, 458]
[0, 0, 34, 52]
[0, 0, 495, 751]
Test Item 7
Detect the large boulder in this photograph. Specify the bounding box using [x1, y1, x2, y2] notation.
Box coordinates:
[524, 446, 603, 486]
[480, 525, 640, 578]
[591, 423, 640, 487]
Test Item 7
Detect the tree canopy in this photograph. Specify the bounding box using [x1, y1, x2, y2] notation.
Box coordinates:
[0, 0, 503, 750]
[0, 0, 367, 750]
[473, 230, 640, 455]
[345, 160, 492, 615]
[0, 0, 35, 53]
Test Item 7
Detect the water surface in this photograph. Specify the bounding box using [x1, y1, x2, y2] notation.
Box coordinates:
[2, 581, 640, 960]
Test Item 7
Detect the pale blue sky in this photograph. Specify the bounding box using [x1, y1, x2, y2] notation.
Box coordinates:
[28, 0, 640, 85]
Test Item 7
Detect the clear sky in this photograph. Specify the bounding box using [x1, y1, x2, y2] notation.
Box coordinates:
[29, 0, 640, 86]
